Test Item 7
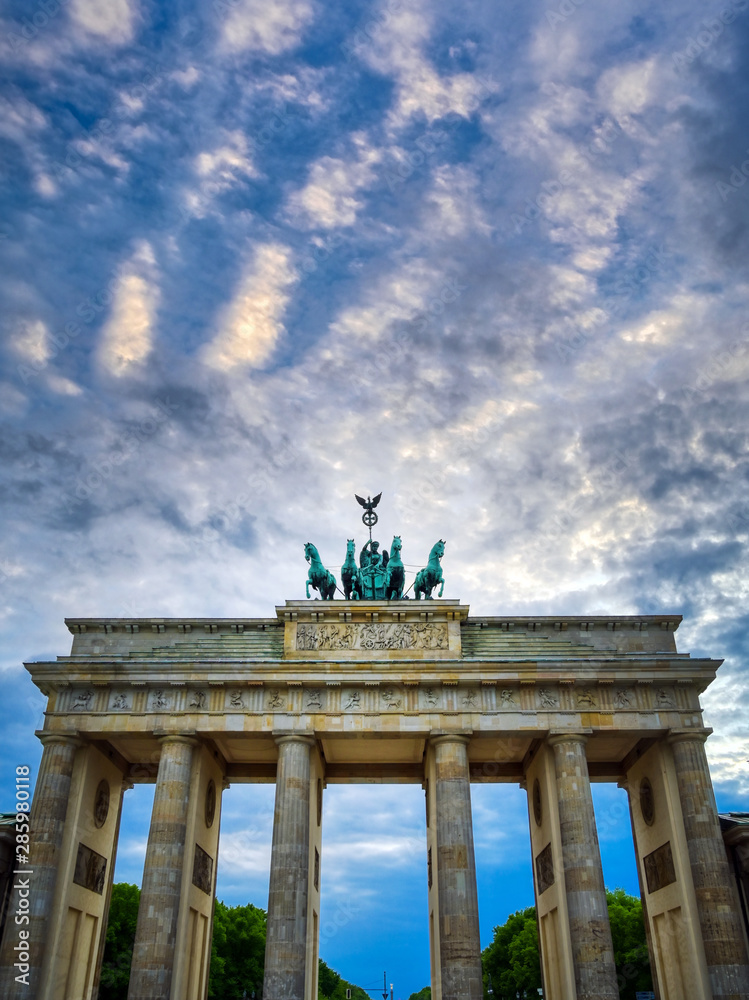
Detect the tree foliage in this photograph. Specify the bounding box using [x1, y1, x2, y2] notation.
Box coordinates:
[208, 899, 267, 999]
[101, 883, 375, 1000]
[317, 959, 371, 1000]
[407, 987, 431, 1000]
[99, 883, 141, 1000]
[482, 906, 541, 1000]
[481, 889, 653, 1000]
[606, 888, 653, 999]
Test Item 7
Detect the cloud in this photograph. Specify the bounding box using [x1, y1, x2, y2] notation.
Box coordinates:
[97, 242, 160, 377]
[187, 130, 259, 215]
[68, 0, 139, 44]
[202, 242, 298, 371]
[286, 134, 381, 229]
[3, 7, 749, 991]
[11, 320, 50, 365]
[353, 0, 497, 131]
[219, 0, 315, 54]
[597, 58, 659, 118]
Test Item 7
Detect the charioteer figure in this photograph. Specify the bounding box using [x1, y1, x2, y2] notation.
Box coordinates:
[359, 539, 389, 599]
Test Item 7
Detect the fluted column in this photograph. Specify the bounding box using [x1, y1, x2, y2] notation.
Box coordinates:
[128, 735, 197, 1000]
[618, 777, 661, 1000]
[0, 732, 82, 999]
[432, 734, 482, 1000]
[91, 777, 132, 999]
[548, 733, 618, 1000]
[263, 734, 316, 1000]
[669, 731, 749, 999]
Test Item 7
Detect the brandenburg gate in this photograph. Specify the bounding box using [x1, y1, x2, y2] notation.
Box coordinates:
[2, 594, 749, 1000]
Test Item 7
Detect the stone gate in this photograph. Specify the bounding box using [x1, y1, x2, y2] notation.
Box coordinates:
[1, 599, 748, 1000]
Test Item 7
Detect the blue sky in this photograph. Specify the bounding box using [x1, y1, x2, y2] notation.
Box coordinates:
[2, 0, 749, 995]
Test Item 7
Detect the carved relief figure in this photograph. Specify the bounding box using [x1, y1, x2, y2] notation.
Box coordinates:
[152, 690, 168, 710]
[381, 688, 402, 709]
[500, 689, 517, 707]
[463, 690, 478, 709]
[343, 691, 361, 710]
[577, 689, 597, 708]
[614, 689, 632, 709]
[112, 692, 129, 710]
[190, 691, 207, 709]
[538, 688, 558, 709]
[73, 690, 93, 710]
[424, 687, 439, 707]
[296, 621, 448, 651]
[656, 688, 675, 708]
[306, 690, 323, 709]
[268, 690, 284, 709]
[229, 690, 244, 708]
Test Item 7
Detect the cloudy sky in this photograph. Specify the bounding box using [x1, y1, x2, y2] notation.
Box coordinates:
[2, 0, 749, 993]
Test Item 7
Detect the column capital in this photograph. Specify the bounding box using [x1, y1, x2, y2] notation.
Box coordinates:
[668, 727, 712, 746]
[156, 733, 200, 749]
[547, 730, 590, 748]
[273, 732, 316, 748]
[429, 731, 472, 748]
[36, 731, 85, 750]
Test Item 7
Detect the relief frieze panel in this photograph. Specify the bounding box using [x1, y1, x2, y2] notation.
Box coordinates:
[295, 621, 449, 651]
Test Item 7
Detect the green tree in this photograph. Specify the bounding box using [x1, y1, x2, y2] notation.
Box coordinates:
[208, 899, 267, 999]
[481, 889, 653, 1000]
[606, 888, 653, 1000]
[99, 883, 141, 1000]
[317, 959, 370, 1000]
[482, 906, 541, 999]
[407, 987, 431, 1000]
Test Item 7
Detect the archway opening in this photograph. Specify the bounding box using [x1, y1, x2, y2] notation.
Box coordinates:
[319, 783, 430, 1000]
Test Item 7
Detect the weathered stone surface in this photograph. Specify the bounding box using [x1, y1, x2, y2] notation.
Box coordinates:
[669, 731, 749, 999]
[432, 735, 482, 1000]
[263, 735, 315, 1000]
[128, 735, 197, 1000]
[0, 734, 82, 999]
[15, 602, 748, 1000]
[548, 733, 619, 1000]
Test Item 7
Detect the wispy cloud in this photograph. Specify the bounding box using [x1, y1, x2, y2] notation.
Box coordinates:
[203, 242, 298, 370]
[3, 3, 749, 993]
[219, 0, 315, 54]
[98, 242, 160, 377]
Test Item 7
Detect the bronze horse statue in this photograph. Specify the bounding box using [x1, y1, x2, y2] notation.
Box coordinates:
[414, 539, 446, 599]
[385, 535, 405, 599]
[304, 542, 336, 600]
[341, 539, 363, 600]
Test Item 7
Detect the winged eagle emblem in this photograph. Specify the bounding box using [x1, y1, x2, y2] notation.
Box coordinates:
[355, 492, 382, 512]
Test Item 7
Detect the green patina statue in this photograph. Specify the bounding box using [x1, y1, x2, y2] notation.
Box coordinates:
[304, 542, 337, 600]
[414, 539, 446, 599]
[302, 494, 446, 601]
[359, 538, 389, 599]
[385, 535, 405, 599]
[341, 539, 363, 600]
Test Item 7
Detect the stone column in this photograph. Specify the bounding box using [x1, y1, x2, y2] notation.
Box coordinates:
[263, 734, 316, 1000]
[548, 733, 618, 1000]
[0, 732, 82, 999]
[618, 777, 661, 1000]
[91, 777, 132, 999]
[669, 731, 749, 999]
[128, 735, 197, 1000]
[431, 734, 482, 1000]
